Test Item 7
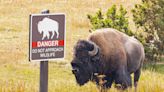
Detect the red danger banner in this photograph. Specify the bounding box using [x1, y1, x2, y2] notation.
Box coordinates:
[32, 40, 64, 48]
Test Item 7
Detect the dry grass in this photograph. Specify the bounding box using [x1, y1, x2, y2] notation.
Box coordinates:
[0, 0, 141, 63]
[0, 0, 164, 92]
[0, 63, 164, 92]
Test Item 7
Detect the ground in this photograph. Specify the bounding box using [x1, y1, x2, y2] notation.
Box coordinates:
[0, 0, 164, 92]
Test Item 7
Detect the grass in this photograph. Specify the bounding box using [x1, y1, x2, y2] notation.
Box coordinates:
[0, 63, 164, 92]
[144, 64, 164, 74]
[0, 0, 164, 92]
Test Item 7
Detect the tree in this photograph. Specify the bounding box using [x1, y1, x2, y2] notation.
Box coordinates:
[132, 0, 164, 64]
[87, 5, 133, 36]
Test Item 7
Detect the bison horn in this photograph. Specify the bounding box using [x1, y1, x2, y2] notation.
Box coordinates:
[88, 42, 98, 56]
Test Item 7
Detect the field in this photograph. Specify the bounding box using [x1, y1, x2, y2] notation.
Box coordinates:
[0, 0, 164, 92]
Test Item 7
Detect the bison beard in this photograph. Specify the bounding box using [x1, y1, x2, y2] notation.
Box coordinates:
[71, 28, 145, 90]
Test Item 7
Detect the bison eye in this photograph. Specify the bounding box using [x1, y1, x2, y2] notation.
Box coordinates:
[71, 62, 79, 67]
[72, 68, 79, 74]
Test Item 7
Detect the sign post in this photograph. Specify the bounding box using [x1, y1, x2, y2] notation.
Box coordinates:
[40, 60, 48, 92]
[40, 9, 49, 92]
[29, 9, 65, 92]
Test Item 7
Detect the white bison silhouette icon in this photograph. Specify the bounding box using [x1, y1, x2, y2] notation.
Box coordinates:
[38, 17, 59, 40]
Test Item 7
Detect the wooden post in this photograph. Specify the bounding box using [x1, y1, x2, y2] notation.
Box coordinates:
[40, 9, 49, 92]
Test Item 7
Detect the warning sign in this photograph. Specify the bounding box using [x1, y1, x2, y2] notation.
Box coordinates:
[29, 14, 65, 61]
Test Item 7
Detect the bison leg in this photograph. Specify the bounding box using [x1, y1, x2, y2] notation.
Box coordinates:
[51, 31, 54, 39]
[115, 69, 132, 90]
[94, 75, 113, 90]
[42, 31, 48, 40]
[46, 31, 50, 39]
[103, 75, 114, 88]
[134, 69, 141, 91]
[56, 31, 59, 38]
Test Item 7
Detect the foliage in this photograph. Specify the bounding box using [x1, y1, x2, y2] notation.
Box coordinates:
[132, 0, 164, 64]
[87, 5, 133, 36]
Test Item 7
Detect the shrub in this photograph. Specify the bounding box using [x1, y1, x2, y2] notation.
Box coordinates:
[132, 0, 164, 64]
[87, 5, 133, 36]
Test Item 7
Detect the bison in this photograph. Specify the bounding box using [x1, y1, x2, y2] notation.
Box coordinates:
[71, 28, 145, 90]
[38, 17, 59, 40]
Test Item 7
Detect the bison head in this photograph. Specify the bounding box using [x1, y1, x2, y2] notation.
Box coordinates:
[71, 40, 100, 86]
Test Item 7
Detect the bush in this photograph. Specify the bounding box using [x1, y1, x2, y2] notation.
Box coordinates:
[87, 5, 133, 36]
[132, 0, 163, 64]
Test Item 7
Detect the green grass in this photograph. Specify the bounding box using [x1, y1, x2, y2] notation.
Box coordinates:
[161, 56, 164, 62]
[143, 63, 164, 74]
[156, 65, 164, 74]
